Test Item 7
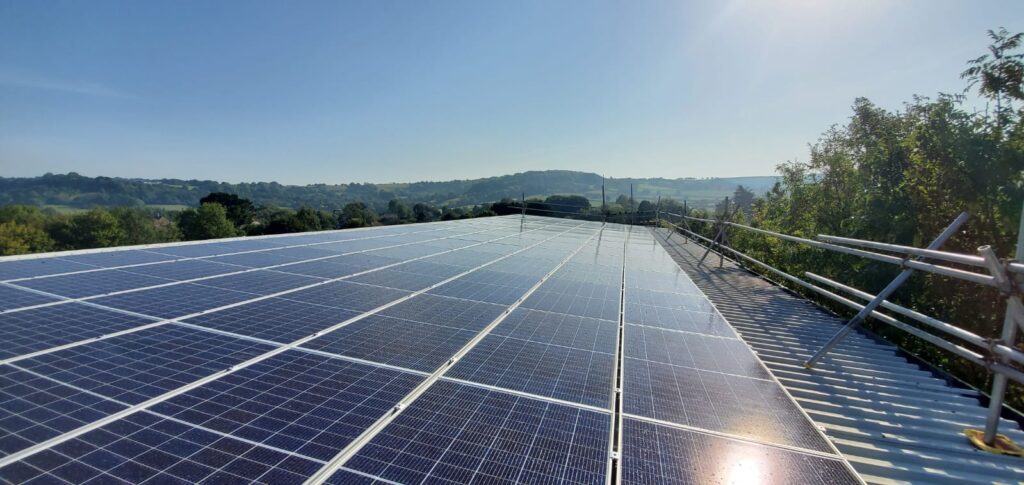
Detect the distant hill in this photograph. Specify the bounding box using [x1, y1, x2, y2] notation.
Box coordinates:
[0, 171, 778, 212]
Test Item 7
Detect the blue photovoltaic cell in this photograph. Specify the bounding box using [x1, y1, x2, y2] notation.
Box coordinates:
[447, 308, 617, 407]
[59, 251, 177, 268]
[147, 239, 282, 258]
[192, 269, 320, 296]
[277, 259, 374, 279]
[621, 418, 858, 485]
[119, 259, 243, 281]
[0, 367, 126, 457]
[623, 359, 834, 453]
[624, 302, 735, 337]
[280, 281, 411, 313]
[427, 279, 525, 306]
[447, 335, 615, 407]
[624, 270, 700, 294]
[91, 283, 258, 319]
[269, 246, 345, 260]
[301, 314, 479, 372]
[624, 325, 770, 379]
[205, 251, 305, 268]
[0, 412, 323, 484]
[378, 294, 507, 333]
[0, 304, 155, 361]
[628, 288, 716, 313]
[489, 308, 618, 351]
[150, 351, 423, 461]
[520, 285, 620, 322]
[0, 258, 96, 282]
[347, 269, 449, 292]
[15, 325, 275, 405]
[340, 381, 609, 485]
[13, 270, 172, 299]
[0, 285, 59, 311]
[183, 298, 361, 343]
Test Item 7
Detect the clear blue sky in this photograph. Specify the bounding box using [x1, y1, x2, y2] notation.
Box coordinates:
[0, 0, 1020, 184]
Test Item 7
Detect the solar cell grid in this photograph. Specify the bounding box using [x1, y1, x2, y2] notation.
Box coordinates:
[146, 239, 281, 258]
[192, 269, 320, 296]
[489, 308, 618, 351]
[377, 294, 507, 333]
[520, 286, 620, 322]
[624, 302, 735, 337]
[59, 250, 177, 268]
[300, 314, 479, 372]
[0, 367, 126, 458]
[347, 269, 449, 292]
[205, 251, 304, 268]
[275, 259, 371, 279]
[12, 269, 172, 300]
[426, 278, 527, 306]
[446, 334, 615, 406]
[0, 412, 323, 484]
[340, 381, 609, 485]
[0, 258, 96, 282]
[0, 217, 858, 484]
[621, 418, 858, 485]
[0, 303, 156, 361]
[91, 283, 258, 319]
[269, 246, 348, 261]
[150, 351, 424, 461]
[0, 285, 59, 311]
[629, 287, 716, 313]
[120, 259, 242, 281]
[14, 325, 275, 405]
[624, 325, 770, 379]
[624, 269, 701, 294]
[623, 360, 834, 453]
[279, 281, 411, 313]
[372, 244, 455, 261]
[182, 298, 361, 344]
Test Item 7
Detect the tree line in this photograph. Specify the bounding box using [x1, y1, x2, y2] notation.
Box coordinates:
[0, 195, 498, 255]
[0, 170, 776, 211]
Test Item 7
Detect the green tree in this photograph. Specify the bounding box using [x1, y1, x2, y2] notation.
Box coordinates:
[962, 27, 1024, 131]
[108, 207, 179, 245]
[339, 202, 377, 228]
[50, 209, 128, 249]
[200, 192, 255, 228]
[0, 222, 55, 255]
[412, 203, 435, 223]
[177, 203, 239, 240]
[387, 199, 413, 222]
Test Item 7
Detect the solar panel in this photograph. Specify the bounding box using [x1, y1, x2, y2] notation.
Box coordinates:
[182, 298, 361, 344]
[149, 351, 423, 460]
[335, 381, 610, 485]
[300, 314, 481, 373]
[11, 270, 173, 299]
[0, 285, 59, 311]
[0, 303, 156, 361]
[0, 367, 127, 457]
[0, 216, 861, 484]
[0, 412, 323, 483]
[13, 325, 275, 405]
[58, 250, 178, 268]
[91, 283, 259, 319]
[447, 309, 617, 407]
[0, 258, 96, 282]
[621, 418, 856, 484]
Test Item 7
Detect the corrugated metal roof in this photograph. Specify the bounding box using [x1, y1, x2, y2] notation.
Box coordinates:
[653, 227, 1024, 484]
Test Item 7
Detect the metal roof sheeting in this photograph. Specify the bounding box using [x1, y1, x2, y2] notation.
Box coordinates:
[653, 228, 1024, 484]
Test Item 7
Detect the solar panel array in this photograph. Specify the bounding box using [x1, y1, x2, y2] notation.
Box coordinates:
[0, 215, 861, 484]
